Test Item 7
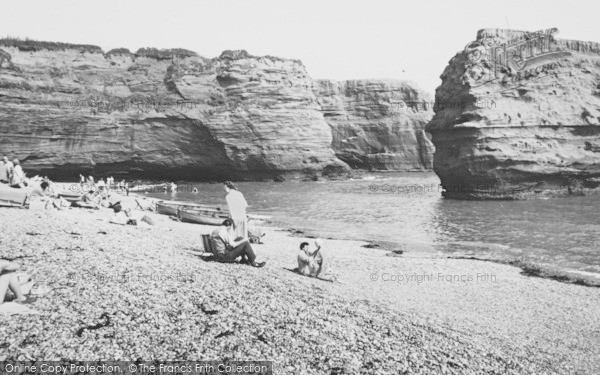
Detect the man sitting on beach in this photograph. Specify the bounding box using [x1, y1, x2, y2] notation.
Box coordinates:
[0, 259, 36, 305]
[297, 240, 337, 281]
[209, 219, 265, 267]
[75, 189, 101, 209]
[76, 181, 109, 209]
[298, 241, 323, 277]
[10, 159, 27, 190]
[95, 181, 111, 206]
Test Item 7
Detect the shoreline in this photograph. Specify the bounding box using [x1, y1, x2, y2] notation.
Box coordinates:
[1, 203, 599, 374]
[275, 223, 600, 288]
[34, 170, 435, 187]
[30, 183, 600, 288]
[134, 187, 600, 289]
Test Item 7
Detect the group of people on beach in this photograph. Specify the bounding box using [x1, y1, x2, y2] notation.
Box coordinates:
[210, 181, 333, 279]
[0, 157, 29, 189]
[208, 182, 266, 267]
[79, 174, 129, 194]
[1, 174, 335, 308]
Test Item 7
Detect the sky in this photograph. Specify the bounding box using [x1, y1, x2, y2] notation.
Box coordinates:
[1, 0, 598, 94]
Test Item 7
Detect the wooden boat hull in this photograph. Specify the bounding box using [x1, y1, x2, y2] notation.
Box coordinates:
[57, 193, 83, 202]
[156, 200, 271, 221]
[156, 202, 179, 216]
[179, 209, 227, 226]
[0, 185, 28, 207]
[156, 200, 225, 216]
[0, 199, 26, 207]
[128, 184, 167, 192]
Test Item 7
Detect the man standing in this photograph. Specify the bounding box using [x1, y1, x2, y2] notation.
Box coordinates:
[224, 181, 248, 240]
[210, 219, 265, 267]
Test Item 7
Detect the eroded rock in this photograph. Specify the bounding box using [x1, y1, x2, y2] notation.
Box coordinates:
[314, 79, 434, 170]
[0, 46, 346, 180]
[427, 28, 600, 199]
[0, 40, 435, 180]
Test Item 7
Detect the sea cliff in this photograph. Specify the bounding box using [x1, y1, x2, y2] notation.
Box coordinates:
[427, 28, 600, 199]
[313, 79, 434, 170]
[0, 40, 433, 180]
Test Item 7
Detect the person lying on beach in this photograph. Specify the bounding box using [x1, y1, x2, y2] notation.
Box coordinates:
[29, 181, 71, 210]
[209, 219, 266, 267]
[0, 260, 36, 305]
[110, 204, 154, 227]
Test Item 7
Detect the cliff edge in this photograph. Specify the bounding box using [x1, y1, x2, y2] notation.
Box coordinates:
[0, 38, 434, 180]
[427, 28, 600, 199]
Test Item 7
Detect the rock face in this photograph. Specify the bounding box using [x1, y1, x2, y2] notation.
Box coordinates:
[313, 79, 434, 170]
[427, 28, 600, 199]
[0, 46, 345, 180]
[0, 41, 433, 181]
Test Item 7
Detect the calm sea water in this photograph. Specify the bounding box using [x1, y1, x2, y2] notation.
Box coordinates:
[142, 172, 600, 278]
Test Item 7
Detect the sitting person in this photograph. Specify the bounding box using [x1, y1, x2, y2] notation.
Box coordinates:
[209, 219, 265, 267]
[74, 189, 101, 208]
[298, 241, 323, 277]
[10, 159, 28, 190]
[297, 239, 337, 281]
[0, 260, 36, 305]
[92, 180, 111, 207]
[0, 156, 10, 184]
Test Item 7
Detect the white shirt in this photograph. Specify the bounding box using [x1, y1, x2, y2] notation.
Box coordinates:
[11, 165, 25, 185]
[226, 190, 248, 220]
[298, 248, 323, 276]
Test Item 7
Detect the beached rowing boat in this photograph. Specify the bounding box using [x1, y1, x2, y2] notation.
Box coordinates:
[0, 197, 27, 207]
[156, 200, 271, 220]
[0, 185, 28, 207]
[156, 200, 226, 216]
[128, 183, 168, 193]
[57, 192, 83, 202]
[178, 209, 227, 226]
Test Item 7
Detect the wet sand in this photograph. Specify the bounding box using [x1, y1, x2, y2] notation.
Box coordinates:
[0, 198, 599, 374]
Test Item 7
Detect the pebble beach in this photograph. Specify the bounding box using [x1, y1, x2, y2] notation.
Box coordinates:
[1, 199, 599, 375]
